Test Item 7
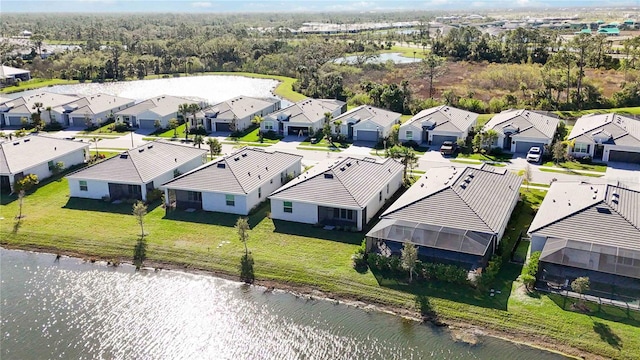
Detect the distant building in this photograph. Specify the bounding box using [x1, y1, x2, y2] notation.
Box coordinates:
[0, 92, 79, 128]
[51, 94, 135, 127]
[0, 65, 31, 85]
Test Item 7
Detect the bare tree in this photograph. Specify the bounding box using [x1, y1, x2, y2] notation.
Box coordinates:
[236, 217, 250, 257]
[132, 201, 147, 239]
[523, 163, 532, 191]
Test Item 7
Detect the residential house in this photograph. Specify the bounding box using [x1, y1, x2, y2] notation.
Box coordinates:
[399, 105, 478, 146]
[332, 105, 401, 142]
[162, 147, 302, 215]
[529, 182, 640, 295]
[114, 95, 203, 129]
[260, 98, 346, 136]
[51, 94, 135, 127]
[483, 109, 559, 153]
[201, 96, 281, 133]
[269, 156, 404, 231]
[67, 141, 207, 201]
[1, 134, 89, 193]
[567, 113, 640, 163]
[0, 65, 31, 85]
[0, 92, 79, 127]
[366, 164, 521, 269]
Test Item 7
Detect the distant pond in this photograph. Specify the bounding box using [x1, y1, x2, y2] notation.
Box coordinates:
[334, 52, 421, 65]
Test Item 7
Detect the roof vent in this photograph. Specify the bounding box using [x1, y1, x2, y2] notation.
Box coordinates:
[612, 192, 619, 197]
[340, 167, 346, 171]
[234, 157, 240, 161]
[217, 163, 226, 168]
[248, 172, 251, 176]
[265, 167, 268, 171]
[346, 162, 352, 167]
[596, 207, 612, 214]
[138, 148, 144, 152]
[13, 142, 19, 145]
[120, 154, 129, 159]
[324, 173, 334, 179]
[460, 183, 467, 189]
[464, 176, 471, 183]
[468, 173, 475, 178]
[147, 145, 153, 149]
[242, 153, 248, 157]
[24, 139, 30, 142]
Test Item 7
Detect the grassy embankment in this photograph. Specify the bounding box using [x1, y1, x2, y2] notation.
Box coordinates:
[1, 178, 639, 360]
[0, 78, 79, 94]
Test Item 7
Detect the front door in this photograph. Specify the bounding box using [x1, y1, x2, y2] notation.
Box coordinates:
[594, 144, 604, 160]
[348, 124, 354, 139]
[503, 134, 512, 150]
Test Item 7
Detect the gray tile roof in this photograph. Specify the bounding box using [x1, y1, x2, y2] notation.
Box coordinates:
[66, 94, 135, 116]
[568, 113, 640, 147]
[204, 96, 279, 121]
[529, 182, 640, 251]
[403, 105, 478, 132]
[381, 164, 522, 234]
[267, 98, 345, 125]
[0, 92, 79, 115]
[269, 156, 404, 208]
[484, 109, 559, 139]
[0, 134, 89, 175]
[115, 95, 198, 118]
[333, 105, 401, 128]
[67, 141, 207, 184]
[162, 147, 302, 195]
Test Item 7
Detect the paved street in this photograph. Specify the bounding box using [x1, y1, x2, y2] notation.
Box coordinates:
[9, 127, 640, 188]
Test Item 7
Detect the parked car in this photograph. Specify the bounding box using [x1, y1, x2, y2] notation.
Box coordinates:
[440, 141, 459, 156]
[526, 147, 543, 163]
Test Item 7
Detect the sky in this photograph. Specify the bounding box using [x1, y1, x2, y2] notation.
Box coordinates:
[0, 0, 638, 13]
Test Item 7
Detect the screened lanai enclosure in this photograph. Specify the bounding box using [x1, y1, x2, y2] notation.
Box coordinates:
[539, 237, 640, 302]
[366, 219, 496, 270]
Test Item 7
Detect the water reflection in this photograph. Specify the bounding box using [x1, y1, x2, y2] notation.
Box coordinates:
[0, 249, 566, 360]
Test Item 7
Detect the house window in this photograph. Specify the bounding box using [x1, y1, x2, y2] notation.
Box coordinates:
[387, 184, 390, 194]
[225, 194, 235, 206]
[283, 201, 293, 213]
[48, 161, 55, 170]
[379, 191, 382, 201]
[79, 180, 88, 191]
[406, 130, 413, 140]
[574, 143, 590, 154]
[264, 121, 274, 131]
[258, 187, 262, 198]
[187, 191, 202, 202]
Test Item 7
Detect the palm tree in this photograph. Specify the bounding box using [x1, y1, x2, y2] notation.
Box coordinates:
[91, 136, 101, 157]
[168, 118, 179, 138]
[45, 106, 53, 124]
[188, 103, 201, 128]
[178, 103, 190, 125]
[206, 137, 221, 158]
[193, 134, 204, 149]
[31, 102, 44, 129]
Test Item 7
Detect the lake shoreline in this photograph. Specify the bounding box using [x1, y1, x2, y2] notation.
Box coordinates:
[1, 244, 589, 360]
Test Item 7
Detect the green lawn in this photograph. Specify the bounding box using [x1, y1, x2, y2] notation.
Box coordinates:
[389, 45, 428, 59]
[554, 106, 640, 120]
[540, 168, 604, 178]
[542, 160, 607, 173]
[299, 138, 350, 149]
[400, 114, 413, 123]
[1, 179, 639, 359]
[82, 122, 130, 135]
[155, 124, 187, 139]
[227, 128, 279, 144]
[476, 113, 494, 127]
[0, 78, 80, 94]
[455, 152, 513, 163]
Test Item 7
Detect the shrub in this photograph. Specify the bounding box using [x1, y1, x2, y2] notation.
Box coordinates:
[476, 255, 502, 290]
[352, 242, 368, 271]
[522, 251, 541, 277]
[402, 140, 420, 149]
[14, 174, 39, 192]
[111, 122, 130, 132]
[521, 274, 536, 290]
[146, 188, 163, 204]
[189, 125, 207, 136]
[43, 121, 64, 132]
[488, 147, 504, 156]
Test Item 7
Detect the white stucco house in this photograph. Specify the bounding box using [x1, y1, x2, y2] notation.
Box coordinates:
[483, 109, 559, 153]
[67, 141, 207, 201]
[567, 113, 640, 163]
[331, 105, 401, 142]
[260, 98, 346, 136]
[399, 105, 478, 146]
[269, 156, 404, 231]
[0, 65, 31, 84]
[0, 92, 79, 127]
[199, 96, 281, 133]
[162, 147, 302, 215]
[114, 95, 204, 129]
[51, 94, 135, 127]
[1, 135, 89, 193]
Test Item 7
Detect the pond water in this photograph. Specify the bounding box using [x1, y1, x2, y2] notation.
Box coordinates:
[6, 75, 288, 106]
[334, 52, 421, 65]
[0, 248, 567, 360]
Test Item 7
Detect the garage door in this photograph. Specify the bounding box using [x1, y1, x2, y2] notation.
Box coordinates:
[431, 135, 458, 147]
[139, 119, 156, 129]
[356, 130, 378, 142]
[72, 117, 87, 127]
[608, 150, 640, 164]
[288, 126, 308, 136]
[515, 141, 545, 153]
[215, 122, 231, 132]
[8, 116, 23, 126]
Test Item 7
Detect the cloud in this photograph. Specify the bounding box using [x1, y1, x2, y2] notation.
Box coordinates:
[191, 1, 212, 8]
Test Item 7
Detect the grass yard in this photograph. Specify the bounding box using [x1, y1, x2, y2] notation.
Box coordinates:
[476, 113, 494, 127]
[540, 168, 604, 178]
[455, 152, 513, 163]
[299, 138, 350, 150]
[542, 160, 607, 173]
[227, 128, 279, 144]
[554, 106, 640, 120]
[82, 122, 130, 135]
[1, 179, 639, 359]
[0, 78, 80, 94]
